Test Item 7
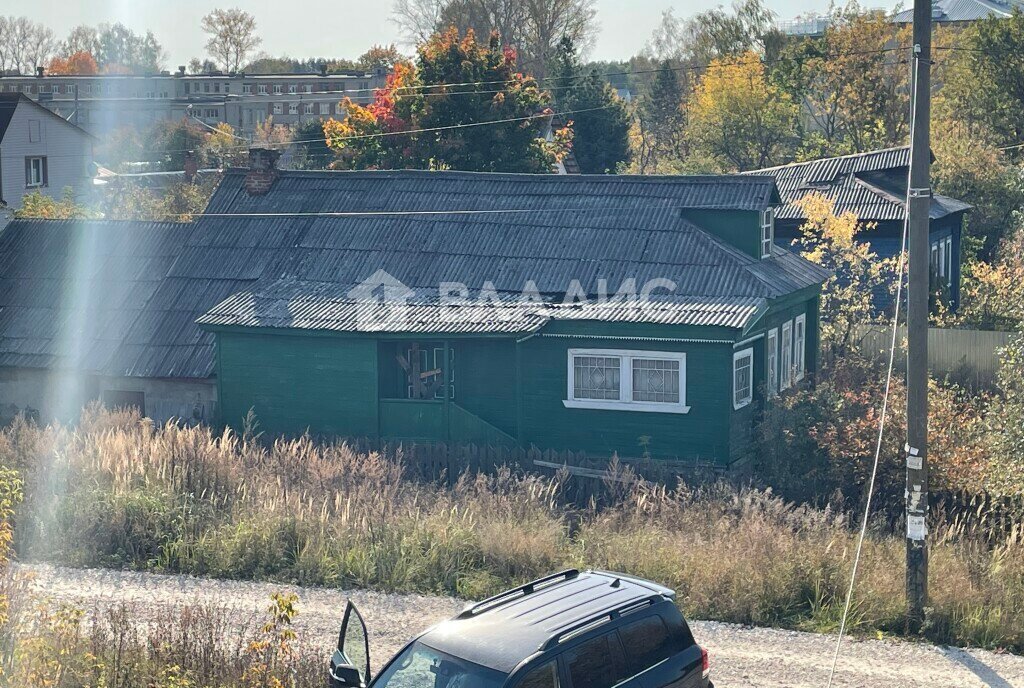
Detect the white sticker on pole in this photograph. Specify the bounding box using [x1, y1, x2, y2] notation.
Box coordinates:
[907, 515, 927, 541]
[907, 454, 923, 470]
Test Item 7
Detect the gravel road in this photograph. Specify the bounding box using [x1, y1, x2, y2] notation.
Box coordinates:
[20, 564, 1024, 688]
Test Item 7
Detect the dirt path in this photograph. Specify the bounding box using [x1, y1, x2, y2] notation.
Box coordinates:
[21, 564, 1024, 688]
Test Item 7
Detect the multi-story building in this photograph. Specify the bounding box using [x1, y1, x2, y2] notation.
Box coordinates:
[0, 66, 387, 137]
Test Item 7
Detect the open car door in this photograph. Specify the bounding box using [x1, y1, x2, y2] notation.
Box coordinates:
[330, 601, 371, 688]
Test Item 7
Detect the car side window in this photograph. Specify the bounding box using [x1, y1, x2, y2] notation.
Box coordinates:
[565, 632, 628, 688]
[618, 615, 673, 674]
[516, 660, 559, 688]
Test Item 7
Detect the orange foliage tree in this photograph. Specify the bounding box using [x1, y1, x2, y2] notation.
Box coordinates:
[323, 28, 570, 172]
[47, 50, 99, 75]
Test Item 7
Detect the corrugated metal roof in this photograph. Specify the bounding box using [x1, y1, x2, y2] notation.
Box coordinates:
[197, 278, 767, 332]
[746, 147, 971, 223]
[0, 220, 203, 377]
[892, 0, 1023, 23]
[205, 168, 781, 215]
[0, 171, 826, 379]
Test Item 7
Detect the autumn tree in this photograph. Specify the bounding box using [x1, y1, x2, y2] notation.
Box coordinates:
[795, 193, 897, 358]
[392, 0, 598, 78]
[202, 8, 261, 73]
[358, 44, 406, 72]
[687, 52, 798, 170]
[325, 28, 570, 173]
[646, 0, 778, 65]
[931, 119, 1022, 256]
[14, 189, 98, 220]
[938, 9, 1024, 149]
[549, 36, 630, 173]
[772, 7, 910, 156]
[47, 50, 98, 75]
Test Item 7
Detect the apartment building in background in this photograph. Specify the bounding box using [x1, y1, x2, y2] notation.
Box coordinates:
[0, 66, 387, 137]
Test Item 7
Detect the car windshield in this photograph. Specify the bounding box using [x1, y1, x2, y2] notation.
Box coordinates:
[372, 641, 506, 688]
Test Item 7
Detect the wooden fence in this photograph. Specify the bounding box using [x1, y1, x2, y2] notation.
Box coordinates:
[856, 325, 1014, 388]
[346, 439, 720, 505]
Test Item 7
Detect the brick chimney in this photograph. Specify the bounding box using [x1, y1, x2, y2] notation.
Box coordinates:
[183, 150, 199, 184]
[244, 148, 281, 196]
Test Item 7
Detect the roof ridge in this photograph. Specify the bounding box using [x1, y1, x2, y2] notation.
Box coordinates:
[220, 167, 773, 184]
[743, 146, 910, 174]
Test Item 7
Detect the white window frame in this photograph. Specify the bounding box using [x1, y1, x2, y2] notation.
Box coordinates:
[794, 313, 806, 381]
[563, 348, 689, 414]
[766, 328, 779, 396]
[289, 102, 298, 115]
[944, 236, 953, 287]
[760, 207, 775, 258]
[319, 102, 330, 115]
[257, 84, 268, 94]
[273, 84, 282, 94]
[288, 84, 297, 94]
[733, 348, 754, 410]
[780, 320, 793, 390]
[272, 102, 283, 115]
[304, 102, 315, 114]
[26, 156, 45, 187]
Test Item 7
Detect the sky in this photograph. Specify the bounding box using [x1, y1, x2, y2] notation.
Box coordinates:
[27, 0, 898, 67]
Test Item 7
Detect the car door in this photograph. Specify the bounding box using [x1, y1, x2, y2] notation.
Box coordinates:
[617, 615, 704, 688]
[331, 601, 371, 688]
[562, 629, 637, 688]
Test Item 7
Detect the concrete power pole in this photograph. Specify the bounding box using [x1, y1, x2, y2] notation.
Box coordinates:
[906, 0, 931, 631]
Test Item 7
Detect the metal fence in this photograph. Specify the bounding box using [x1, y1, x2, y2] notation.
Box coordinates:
[856, 325, 1014, 388]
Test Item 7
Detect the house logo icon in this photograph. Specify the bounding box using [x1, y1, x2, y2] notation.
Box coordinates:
[347, 269, 416, 328]
[347, 269, 415, 304]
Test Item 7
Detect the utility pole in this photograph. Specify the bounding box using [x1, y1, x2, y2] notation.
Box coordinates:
[906, 0, 931, 632]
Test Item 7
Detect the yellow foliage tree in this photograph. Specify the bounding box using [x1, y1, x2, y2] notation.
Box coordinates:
[13, 189, 99, 220]
[795, 193, 897, 357]
[687, 51, 798, 171]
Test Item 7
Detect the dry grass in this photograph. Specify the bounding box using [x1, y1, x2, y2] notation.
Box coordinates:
[0, 570, 323, 688]
[2, 408, 1023, 652]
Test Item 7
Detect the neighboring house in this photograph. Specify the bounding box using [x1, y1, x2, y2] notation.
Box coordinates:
[0, 153, 828, 466]
[0, 93, 95, 209]
[0, 67, 386, 136]
[745, 147, 971, 309]
[892, 0, 1024, 25]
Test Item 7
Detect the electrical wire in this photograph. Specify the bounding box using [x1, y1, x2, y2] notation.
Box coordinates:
[824, 51, 919, 688]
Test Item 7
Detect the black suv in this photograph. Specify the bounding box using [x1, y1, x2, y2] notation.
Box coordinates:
[330, 569, 713, 688]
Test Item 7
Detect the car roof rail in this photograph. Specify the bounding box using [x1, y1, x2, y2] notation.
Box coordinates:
[457, 569, 581, 619]
[539, 594, 663, 651]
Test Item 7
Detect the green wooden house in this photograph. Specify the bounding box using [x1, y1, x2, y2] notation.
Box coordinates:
[191, 161, 829, 467]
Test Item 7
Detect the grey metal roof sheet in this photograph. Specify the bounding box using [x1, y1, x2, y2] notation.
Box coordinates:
[0, 172, 826, 378]
[746, 147, 971, 223]
[892, 0, 1022, 22]
[196, 277, 767, 333]
[205, 168, 781, 215]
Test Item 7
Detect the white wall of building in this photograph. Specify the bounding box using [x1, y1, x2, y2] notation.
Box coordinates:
[1, 101, 94, 209]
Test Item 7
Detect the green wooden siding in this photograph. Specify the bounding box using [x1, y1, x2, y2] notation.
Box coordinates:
[681, 209, 762, 258]
[517, 334, 735, 464]
[217, 331, 378, 437]
[450, 339, 518, 436]
[379, 399, 444, 441]
[212, 290, 820, 466]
